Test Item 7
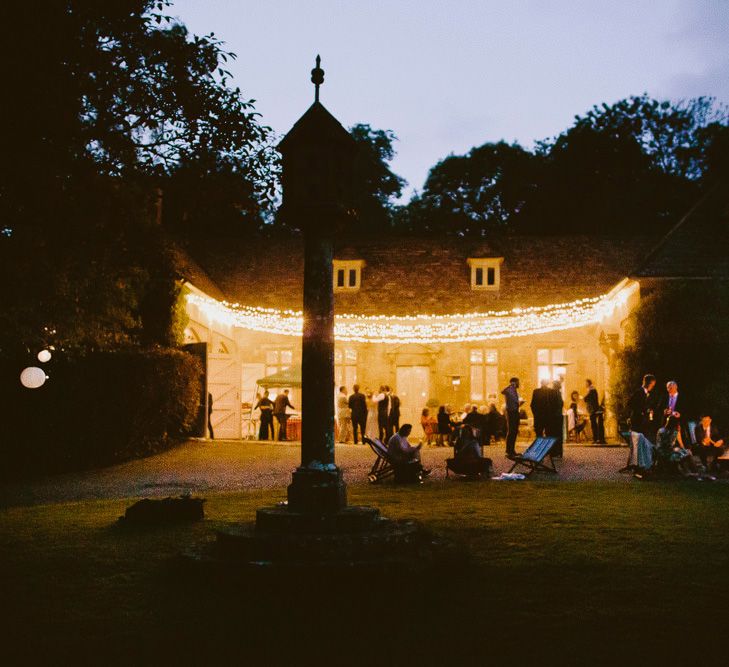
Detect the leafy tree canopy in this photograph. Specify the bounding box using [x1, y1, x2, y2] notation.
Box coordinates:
[405, 95, 728, 236]
[0, 1, 275, 356]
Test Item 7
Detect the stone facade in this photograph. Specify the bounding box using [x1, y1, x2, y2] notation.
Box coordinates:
[181, 236, 647, 439]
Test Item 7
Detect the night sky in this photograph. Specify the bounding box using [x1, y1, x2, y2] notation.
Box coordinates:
[172, 0, 729, 199]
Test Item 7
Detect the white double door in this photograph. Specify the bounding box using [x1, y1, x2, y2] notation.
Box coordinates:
[395, 366, 430, 430]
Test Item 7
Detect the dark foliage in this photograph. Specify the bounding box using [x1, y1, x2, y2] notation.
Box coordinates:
[405, 95, 728, 236]
[611, 282, 729, 429]
[0, 1, 274, 354]
[0, 349, 202, 478]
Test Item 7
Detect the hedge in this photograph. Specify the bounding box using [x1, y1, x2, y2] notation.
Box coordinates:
[1, 349, 202, 479]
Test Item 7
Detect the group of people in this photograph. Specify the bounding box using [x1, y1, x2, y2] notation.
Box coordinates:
[253, 389, 295, 441]
[627, 374, 726, 476]
[336, 385, 401, 445]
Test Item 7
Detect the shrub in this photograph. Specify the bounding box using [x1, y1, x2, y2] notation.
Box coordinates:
[1, 349, 202, 478]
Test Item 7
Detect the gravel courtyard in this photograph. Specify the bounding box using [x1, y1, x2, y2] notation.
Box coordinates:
[0, 438, 635, 508]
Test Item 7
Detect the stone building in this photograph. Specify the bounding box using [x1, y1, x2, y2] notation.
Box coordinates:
[178, 234, 656, 439]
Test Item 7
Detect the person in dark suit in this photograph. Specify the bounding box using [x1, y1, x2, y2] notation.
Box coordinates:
[627, 374, 657, 440]
[584, 379, 605, 444]
[694, 414, 725, 471]
[546, 380, 565, 456]
[501, 377, 522, 458]
[254, 390, 274, 440]
[388, 389, 401, 438]
[530, 379, 551, 437]
[273, 389, 295, 441]
[348, 384, 368, 444]
[436, 405, 452, 447]
[375, 385, 390, 442]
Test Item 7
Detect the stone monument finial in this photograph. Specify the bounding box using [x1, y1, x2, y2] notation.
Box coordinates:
[311, 54, 324, 103]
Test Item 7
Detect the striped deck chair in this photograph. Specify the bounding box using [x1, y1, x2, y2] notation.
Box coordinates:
[363, 436, 395, 483]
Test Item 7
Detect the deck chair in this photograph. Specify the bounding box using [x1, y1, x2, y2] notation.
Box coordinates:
[507, 437, 558, 476]
[363, 436, 395, 483]
[363, 436, 423, 484]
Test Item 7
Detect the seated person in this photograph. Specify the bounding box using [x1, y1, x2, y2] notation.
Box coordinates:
[694, 414, 725, 472]
[387, 424, 432, 477]
[656, 426, 700, 476]
[454, 424, 493, 477]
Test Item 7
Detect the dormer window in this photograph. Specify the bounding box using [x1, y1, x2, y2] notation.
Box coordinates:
[467, 258, 503, 291]
[333, 260, 364, 292]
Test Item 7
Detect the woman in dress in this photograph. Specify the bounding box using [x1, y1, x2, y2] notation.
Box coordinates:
[365, 391, 379, 441]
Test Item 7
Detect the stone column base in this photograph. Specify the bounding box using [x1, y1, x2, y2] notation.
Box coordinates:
[287, 465, 347, 514]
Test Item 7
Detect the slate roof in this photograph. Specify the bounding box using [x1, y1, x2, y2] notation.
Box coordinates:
[631, 187, 729, 280]
[188, 235, 656, 316]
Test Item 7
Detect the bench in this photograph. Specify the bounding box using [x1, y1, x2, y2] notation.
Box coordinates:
[507, 437, 558, 477]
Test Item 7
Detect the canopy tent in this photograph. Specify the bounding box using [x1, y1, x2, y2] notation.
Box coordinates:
[256, 365, 301, 388]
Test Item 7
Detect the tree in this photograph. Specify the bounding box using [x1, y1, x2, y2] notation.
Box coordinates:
[401, 95, 728, 236]
[348, 124, 406, 231]
[403, 142, 540, 236]
[0, 1, 275, 356]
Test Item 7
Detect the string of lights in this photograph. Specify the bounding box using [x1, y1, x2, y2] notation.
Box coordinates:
[186, 281, 635, 344]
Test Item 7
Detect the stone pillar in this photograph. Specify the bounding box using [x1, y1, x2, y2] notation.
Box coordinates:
[286, 208, 347, 514]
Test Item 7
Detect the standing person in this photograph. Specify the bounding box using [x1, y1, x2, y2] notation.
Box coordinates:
[656, 380, 697, 474]
[627, 374, 657, 441]
[584, 379, 606, 444]
[273, 389, 295, 441]
[254, 390, 275, 440]
[365, 391, 379, 441]
[374, 385, 390, 443]
[348, 384, 368, 444]
[388, 388, 401, 438]
[546, 380, 565, 457]
[530, 379, 551, 437]
[336, 386, 352, 443]
[207, 392, 214, 440]
[501, 377, 522, 458]
[436, 405, 452, 447]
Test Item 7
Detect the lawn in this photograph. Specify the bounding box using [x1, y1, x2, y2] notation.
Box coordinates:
[1, 481, 728, 665]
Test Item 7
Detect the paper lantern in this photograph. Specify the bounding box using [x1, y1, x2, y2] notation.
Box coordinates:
[37, 349, 52, 363]
[20, 366, 47, 389]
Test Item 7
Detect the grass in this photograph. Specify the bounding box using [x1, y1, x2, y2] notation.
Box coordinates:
[1, 481, 728, 665]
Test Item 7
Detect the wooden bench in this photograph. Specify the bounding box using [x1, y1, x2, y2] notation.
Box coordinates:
[507, 437, 558, 477]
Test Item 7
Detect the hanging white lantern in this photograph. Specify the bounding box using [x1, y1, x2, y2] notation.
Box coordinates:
[37, 349, 52, 363]
[20, 366, 47, 389]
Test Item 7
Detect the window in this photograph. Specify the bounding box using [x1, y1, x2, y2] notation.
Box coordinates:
[333, 260, 364, 291]
[469, 348, 498, 403]
[265, 349, 293, 377]
[335, 347, 358, 389]
[467, 258, 503, 290]
[537, 348, 566, 384]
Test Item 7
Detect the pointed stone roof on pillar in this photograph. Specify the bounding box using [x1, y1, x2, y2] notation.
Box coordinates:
[277, 56, 358, 215]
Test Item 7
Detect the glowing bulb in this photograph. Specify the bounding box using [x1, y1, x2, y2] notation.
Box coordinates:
[37, 349, 52, 363]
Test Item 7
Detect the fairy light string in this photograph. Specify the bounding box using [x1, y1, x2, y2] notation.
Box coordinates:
[186, 282, 634, 344]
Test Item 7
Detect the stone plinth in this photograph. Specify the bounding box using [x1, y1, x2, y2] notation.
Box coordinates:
[287, 466, 347, 514]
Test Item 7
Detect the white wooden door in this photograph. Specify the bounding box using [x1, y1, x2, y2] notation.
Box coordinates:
[209, 351, 241, 439]
[395, 366, 430, 430]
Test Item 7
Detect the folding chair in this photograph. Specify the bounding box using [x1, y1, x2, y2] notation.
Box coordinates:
[363, 436, 395, 483]
[507, 437, 558, 476]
